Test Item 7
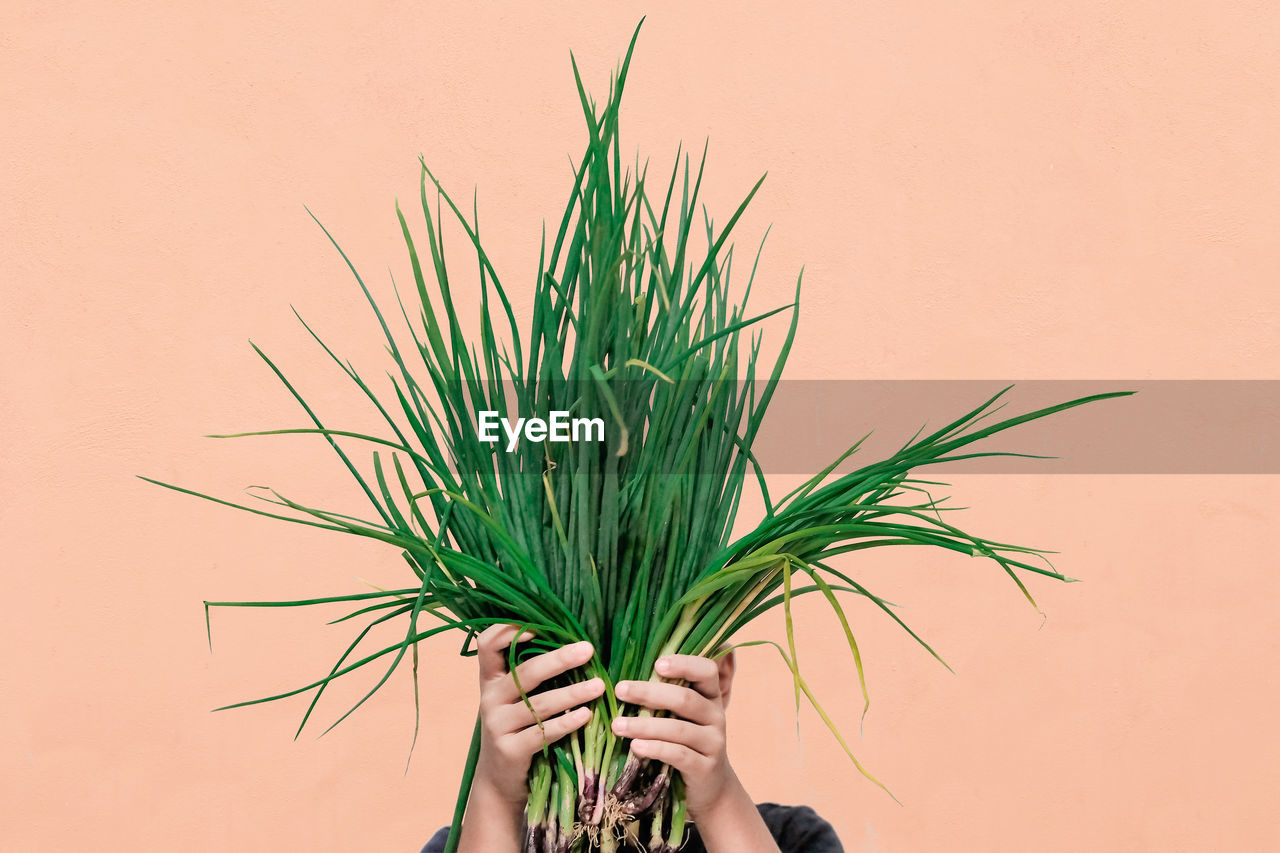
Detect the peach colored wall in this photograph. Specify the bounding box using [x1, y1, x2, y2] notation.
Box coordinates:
[3, 2, 1278, 851]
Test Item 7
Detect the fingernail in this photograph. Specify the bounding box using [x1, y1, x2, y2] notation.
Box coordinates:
[655, 657, 672, 674]
[573, 641, 594, 654]
[611, 716, 627, 733]
[614, 681, 631, 696]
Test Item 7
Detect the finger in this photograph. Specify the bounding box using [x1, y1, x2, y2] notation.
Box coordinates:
[613, 680, 718, 725]
[496, 641, 595, 704]
[654, 654, 720, 699]
[611, 714, 721, 757]
[475, 623, 534, 683]
[496, 677, 606, 733]
[628, 738, 703, 776]
[512, 706, 593, 755]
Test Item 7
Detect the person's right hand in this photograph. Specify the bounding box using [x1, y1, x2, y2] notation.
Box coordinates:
[471, 624, 606, 810]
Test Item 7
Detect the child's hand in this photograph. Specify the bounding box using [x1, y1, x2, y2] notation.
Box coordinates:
[612, 654, 740, 820]
[472, 624, 606, 809]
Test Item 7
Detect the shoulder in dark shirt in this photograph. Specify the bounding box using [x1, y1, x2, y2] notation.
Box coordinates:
[419, 802, 843, 853]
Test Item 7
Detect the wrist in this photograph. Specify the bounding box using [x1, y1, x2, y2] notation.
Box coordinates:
[687, 768, 749, 823]
[470, 764, 528, 817]
[688, 773, 781, 853]
[455, 775, 526, 853]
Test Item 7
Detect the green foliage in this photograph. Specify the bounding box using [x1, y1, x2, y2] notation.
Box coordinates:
[139, 18, 1131, 851]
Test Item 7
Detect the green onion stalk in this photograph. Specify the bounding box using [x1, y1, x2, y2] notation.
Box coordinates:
[139, 18, 1132, 853]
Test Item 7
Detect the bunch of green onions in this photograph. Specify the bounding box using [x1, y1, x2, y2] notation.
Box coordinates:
[140, 20, 1130, 853]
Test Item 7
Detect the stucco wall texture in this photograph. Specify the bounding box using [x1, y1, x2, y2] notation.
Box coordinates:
[3, 3, 1278, 851]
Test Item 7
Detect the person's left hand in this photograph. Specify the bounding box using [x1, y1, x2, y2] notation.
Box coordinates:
[612, 653, 738, 820]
